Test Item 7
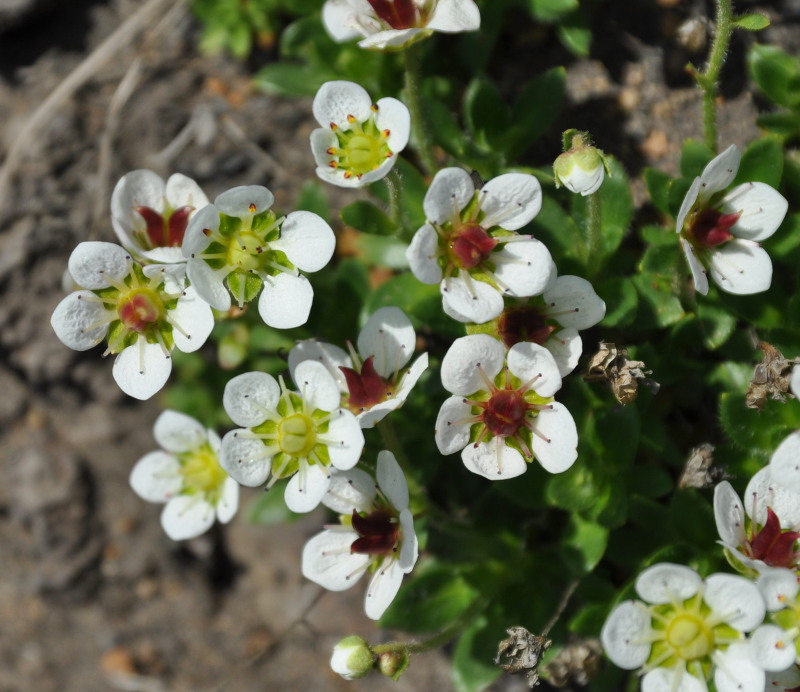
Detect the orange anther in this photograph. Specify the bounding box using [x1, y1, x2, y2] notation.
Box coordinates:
[347, 114, 356, 123]
[343, 171, 352, 179]
[248, 203, 257, 212]
[326, 147, 338, 155]
[381, 129, 390, 138]
[371, 103, 379, 112]
[330, 122, 338, 130]
[329, 161, 338, 168]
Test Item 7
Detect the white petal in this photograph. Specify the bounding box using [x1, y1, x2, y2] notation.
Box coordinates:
[374, 97, 410, 153]
[756, 568, 800, 611]
[713, 642, 765, 692]
[322, 467, 377, 514]
[50, 291, 110, 350]
[542, 275, 607, 329]
[357, 400, 401, 428]
[462, 438, 528, 480]
[600, 600, 652, 670]
[704, 572, 765, 631]
[312, 80, 373, 130]
[325, 411, 365, 471]
[708, 239, 773, 295]
[215, 478, 239, 524]
[750, 625, 799, 672]
[288, 341, 350, 392]
[766, 664, 800, 689]
[493, 239, 556, 298]
[714, 481, 747, 549]
[161, 496, 216, 540]
[219, 430, 272, 487]
[321, 0, 361, 42]
[398, 509, 418, 572]
[112, 339, 172, 400]
[129, 451, 182, 502]
[273, 211, 335, 273]
[356, 155, 399, 186]
[427, 0, 481, 32]
[407, 224, 443, 284]
[295, 360, 341, 412]
[358, 28, 424, 50]
[310, 127, 338, 169]
[440, 333, 504, 396]
[642, 668, 705, 692]
[365, 559, 404, 620]
[182, 204, 219, 258]
[69, 241, 131, 289]
[479, 173, 542, 230]
[442, 274, 504, 324]
[530, 402, 577, 473]
[770, 432, 800, 493]
[560, 165, 604, 196]
[223, 371, 280, 427]
[745, 466, 800, 530]
[680, 238, 709, 295]
[424, 168, 474, 225]
[214, 185, 273, 217]
[376, 451, 408, 511]
[791, 366, 800, 399]
[285, 462, 331, 513]
[185, 259, 231, 311]
[507, 341, 562, 398]
[394, 353, 429, 400]
[315, 163, 376, 189]
[170, 286, 214, 353]
[435, 396, 474, 454]
[546, 329, 582, 377]
[635, 563, 701, 604]
[259, 273, 313, 329]
[153, 410, 206, 453]
[676, 177, 702, 234]
[358, 306, 415, 376]
[142, 263, 186, 292]
[302, 529, 369, 591]
[699, 144, 740, 199]
[111, 170, 166, 226]
[724, 182, 789, 242]
[165, 173, 208, 211]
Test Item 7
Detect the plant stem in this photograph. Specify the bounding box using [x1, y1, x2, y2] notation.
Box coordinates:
[585, 191, 602, 278]
[699, 0, 735, 152]
[385, 167, 402, 231]
[403, 44, 437, 175]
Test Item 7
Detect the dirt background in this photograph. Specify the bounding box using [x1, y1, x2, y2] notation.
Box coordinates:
[0, 1, 797, 690]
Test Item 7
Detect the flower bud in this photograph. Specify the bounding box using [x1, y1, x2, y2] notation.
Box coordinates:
[330, 635, 375, 680]
[377, 649, 410, 681]
[553, 132, 605, 196]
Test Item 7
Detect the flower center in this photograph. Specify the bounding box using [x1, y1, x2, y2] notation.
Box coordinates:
[497, 305, 556, 349]
[366, 0, 422, 29]
[665, 613, 714, 661]
[744, 507, 800, 568]
[277, 413, 318, 457]
[226, 230, 265, 272]
[687, 208, 740, 249]
[179, 443, 227, 505]
[118, 288, 165, 333]
[135, 205, 193, 248]
[482, 389, 528, 438]
[350, 509, 400, 556]
[329, 116, 392, 180]
[340, 356, 394, 413]
[447, 223, 498, 269]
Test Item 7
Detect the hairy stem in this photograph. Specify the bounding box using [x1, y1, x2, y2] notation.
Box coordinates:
[403, 44, 437, 175]
[385, 167, 403, 231]
[700, 0, 735, 152]
[585, 190, 602, 278]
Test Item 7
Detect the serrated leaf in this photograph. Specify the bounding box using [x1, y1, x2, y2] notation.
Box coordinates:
[734, 13, 770, 31]
[341, 200, 395, 236]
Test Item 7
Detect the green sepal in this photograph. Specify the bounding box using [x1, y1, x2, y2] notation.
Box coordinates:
[227, 271, 263, 304]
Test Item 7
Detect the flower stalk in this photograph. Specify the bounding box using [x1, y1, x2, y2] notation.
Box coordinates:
[403, 44, 437, 175]
[697, 0, 735, 152]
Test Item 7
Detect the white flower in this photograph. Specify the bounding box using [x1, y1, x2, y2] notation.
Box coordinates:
[302, 451, 418, 620]
[310, 81, 410, 188]
[676, 144, 788, 295]
[553, 136, 605, 196]
[601, 562, 767, 692]
[766, 664, 800, 690]
[111, 170, 209, 264]
[50, 242, 214, 400]
[130, 410, 238, 540]
[330, 635, 374, 679]
[492, 275, 606, 376]
[183, 185, 335, 328]
[749, 569, 800, 674]
[407, 168, 556, 324]
[322, 0, 480, 50]
[714, 479, 800, 575]
[219, 362, 365, 513]
[745, 465, 800, 530]
[288, 306, 429, 428]
[434, 334, 577, 480]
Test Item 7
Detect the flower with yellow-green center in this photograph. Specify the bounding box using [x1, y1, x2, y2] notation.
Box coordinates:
[601, 562, 768, 692]
[50, 241, 214, 400]
[434, 334, 577, 479]
[219, 362, 365, 513]
[310, 81, 410, 188]
[129, 410, 238, 540]
[183, 185, 335, 328]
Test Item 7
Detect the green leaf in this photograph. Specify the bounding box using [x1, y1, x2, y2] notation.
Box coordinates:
[381, 562, 479, 633]
[341, 200, 395, 236]
[546, 463, 605, 512]
[295, 180, 329, 218]
[530, 195, 583, 265]
[247, 488, 301, 525]
[362, 273, 442, 321]
[632, 273, 685, 328]
[452, 616, 502, 692]
[670, 489, 717, 550]
[597, 277, 638, 327]
[733, 136, 784, 188]
[427, 99, 465, 158]
[747, 44, 800, 109]
[464, 78, 511, 153]
[644, 168, 674, 215]
[557, 10, 591, 57]
[719, 393, 800, 460]
[563, 514, 609, 573]
[756, 112, 800, 138]
[358, 235, 409, 269]
[507, 67, 566, 153]
[733, 13, 770, 31]
[255, 62, 335, 97]
[526, 0, 578, 22]
[680, 139, 714, 179]
[695, 303, 737, 350]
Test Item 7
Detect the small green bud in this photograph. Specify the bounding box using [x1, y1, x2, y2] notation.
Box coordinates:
[330, 635, 375, 680]
[553, 131, 606, 196]
[377, 649, 411, 681]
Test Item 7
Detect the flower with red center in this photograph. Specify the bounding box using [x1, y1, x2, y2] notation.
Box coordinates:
[111, 170, 208, 264]
[435, 334, 577, 480]
[322, 0, 480, 50]
[288, 306, 429, 428]
[676, 144, 788, 295]
[407, 168, 557, 325]
[302, 451, 418, 620]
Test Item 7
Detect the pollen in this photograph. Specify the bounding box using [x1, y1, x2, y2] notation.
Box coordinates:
[329, 161, 339, 168]
[326, 147, 338, 155]
[347, 114, 356, 123]
[248, 203, 257, 212]
[381, 129, 390, 138]
[344, 171, 353, 179]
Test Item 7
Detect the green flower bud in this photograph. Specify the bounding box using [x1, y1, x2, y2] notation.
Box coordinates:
[330, 635, 375, 680]
[553, 131, 606, 196]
